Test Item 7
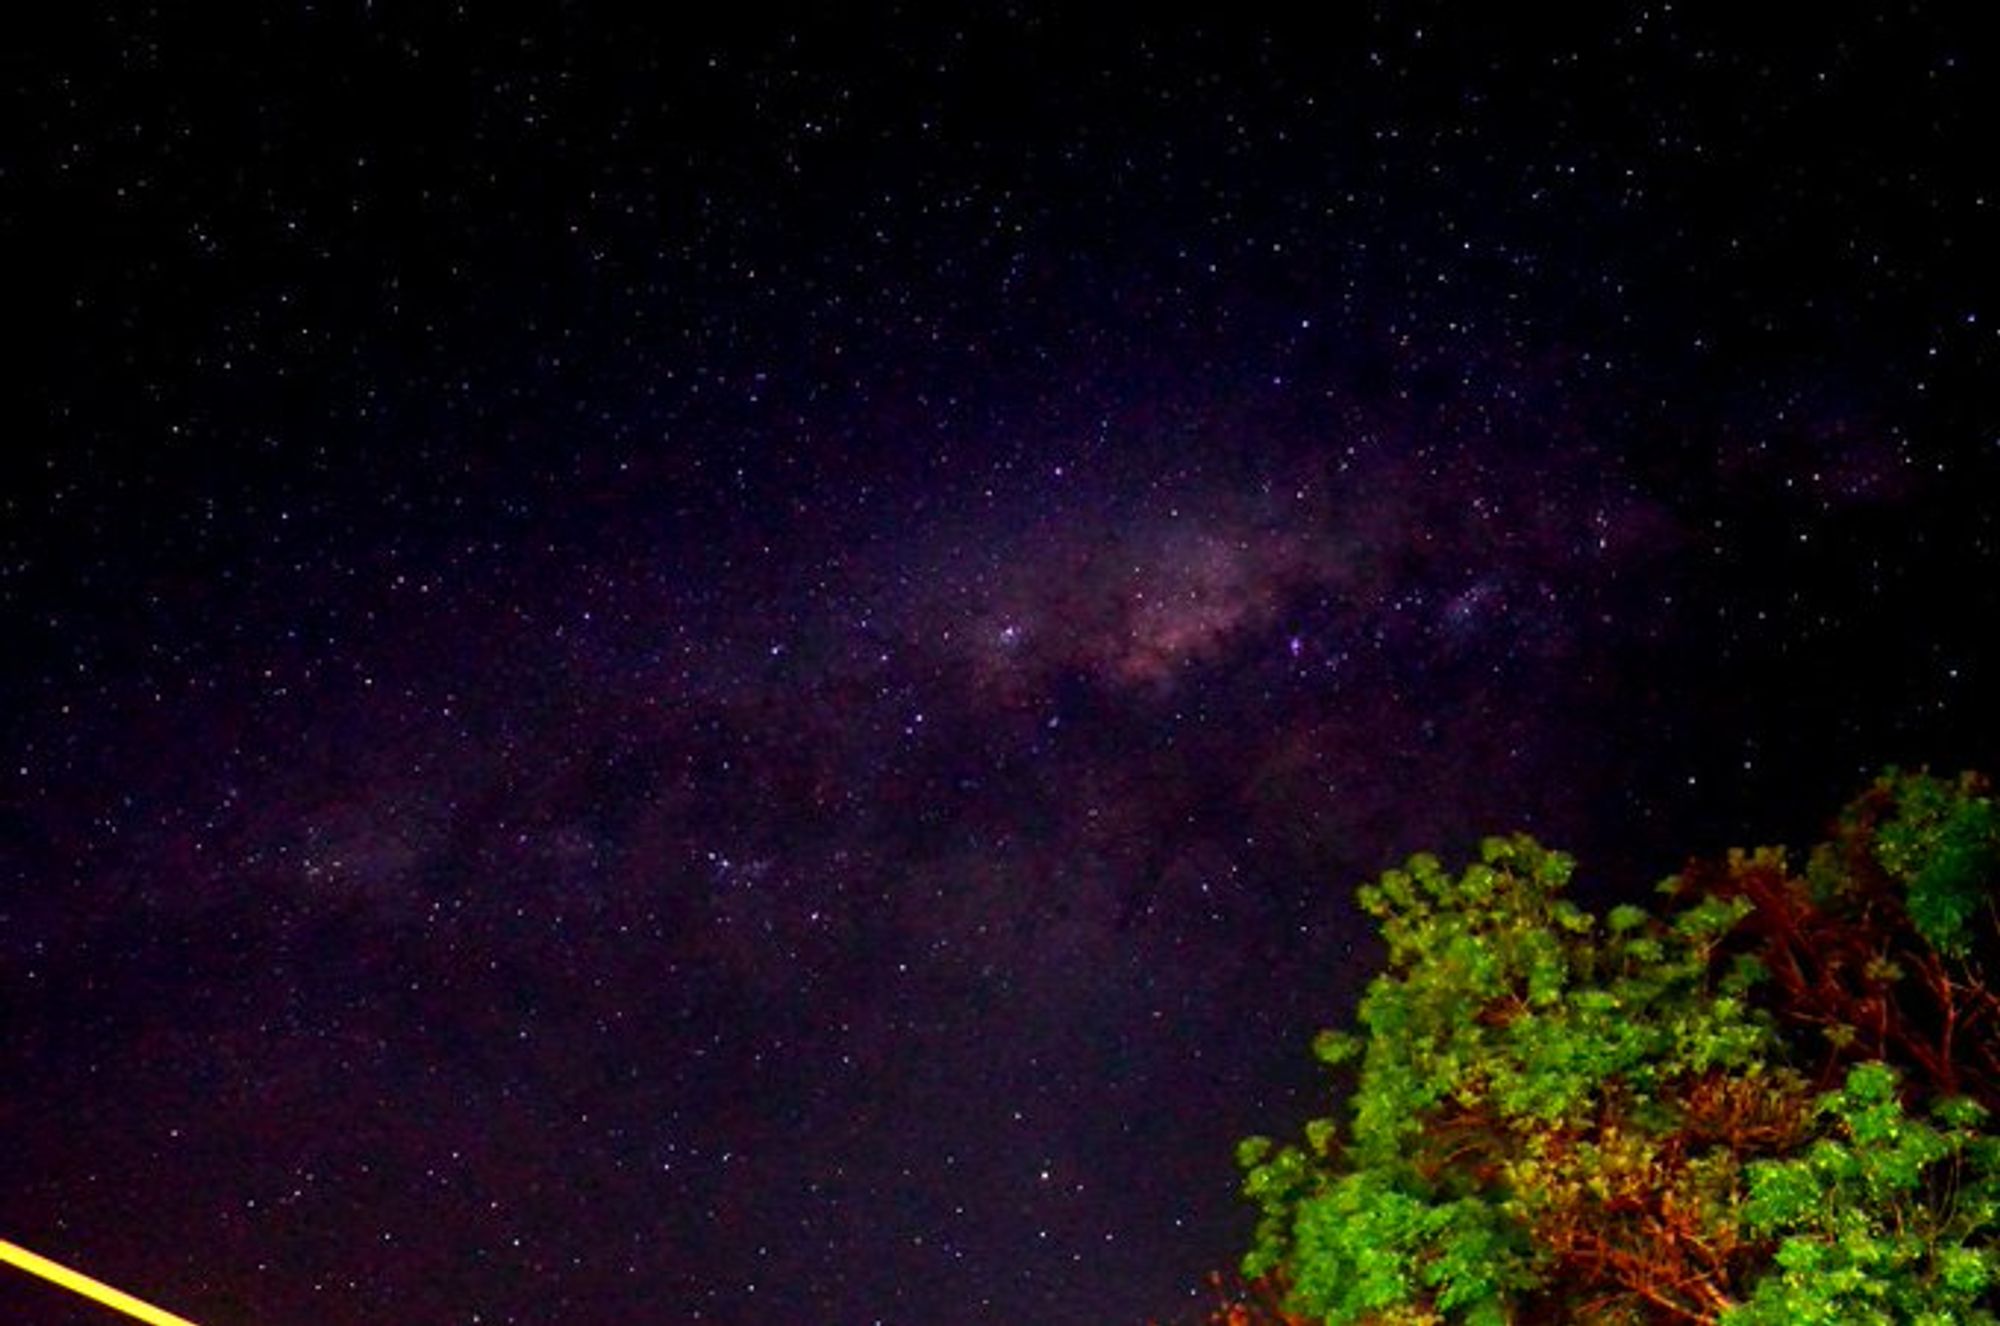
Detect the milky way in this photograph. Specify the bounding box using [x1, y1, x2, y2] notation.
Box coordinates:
[4, 9, 1997, 1325]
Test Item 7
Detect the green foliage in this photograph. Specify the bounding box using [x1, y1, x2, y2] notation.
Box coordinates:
[1232, 774, 2000, 1324]
[1706, 768, 2000, 1114]
[1239, 836, 1805, 1321]
[1723, 1063, 2000, 1325]
[1867, 769, 2000, 957]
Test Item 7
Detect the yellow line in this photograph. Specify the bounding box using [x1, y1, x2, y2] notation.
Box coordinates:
[0, 1238, 204, 1326]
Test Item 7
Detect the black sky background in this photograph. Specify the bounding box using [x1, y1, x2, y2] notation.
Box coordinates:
[4, 6, 1998, 1324]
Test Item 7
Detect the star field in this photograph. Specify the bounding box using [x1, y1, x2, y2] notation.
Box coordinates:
[3, 7, 1998, 1324]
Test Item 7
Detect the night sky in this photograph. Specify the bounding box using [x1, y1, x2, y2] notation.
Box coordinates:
[4, 7, 1998, 1324]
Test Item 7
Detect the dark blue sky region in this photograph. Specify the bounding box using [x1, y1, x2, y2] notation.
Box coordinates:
[3, 7, 1997, 1324]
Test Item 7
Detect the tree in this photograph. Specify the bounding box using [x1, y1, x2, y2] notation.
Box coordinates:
[1214, 771, 2000, 1324]
[1672, 770, 2000, 1113]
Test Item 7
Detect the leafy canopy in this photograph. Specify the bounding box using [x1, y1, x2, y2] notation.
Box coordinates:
[1228, 771, 2000, 1325]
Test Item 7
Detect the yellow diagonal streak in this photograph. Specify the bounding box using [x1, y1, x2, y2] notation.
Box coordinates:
[0, 1238, 204, 1326]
